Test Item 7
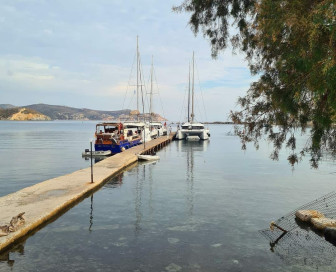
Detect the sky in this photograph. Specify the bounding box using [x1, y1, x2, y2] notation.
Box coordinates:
[0, 0, 255, 121]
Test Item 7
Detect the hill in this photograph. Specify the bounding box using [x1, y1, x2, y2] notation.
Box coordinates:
[0, 104, 16, 109]
[0, 103, 166, 121]
[24, 104, 131, 120]
[0, 107, 51, 121]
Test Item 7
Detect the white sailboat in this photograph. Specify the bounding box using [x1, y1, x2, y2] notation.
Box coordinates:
[124, 36, 152, 144]
[148, 55, 167, 138]
[176, 52, 210, 141]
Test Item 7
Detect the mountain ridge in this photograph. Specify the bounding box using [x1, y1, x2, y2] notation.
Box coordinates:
[0, 104, 166, 121]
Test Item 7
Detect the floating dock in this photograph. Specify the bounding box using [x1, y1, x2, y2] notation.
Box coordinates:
[0, 133, 175, 253]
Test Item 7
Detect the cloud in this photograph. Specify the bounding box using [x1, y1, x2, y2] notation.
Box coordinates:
[0, 0, 255, 121]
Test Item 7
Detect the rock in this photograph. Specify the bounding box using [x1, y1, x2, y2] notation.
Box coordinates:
[0, 212, 25, 235]
[165, 263, 182, 272]
[0, 225, 11, 236]
[211, 243, 222, 248]
[8, 108, 51, 121]
[9, 212, 25, 231]
[167, 238, 180, 244]
[324, 227, 336, 246]
[295, 210, 325, 222]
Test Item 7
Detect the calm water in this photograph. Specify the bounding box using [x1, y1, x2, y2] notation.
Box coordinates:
[1, 121, 336, 271]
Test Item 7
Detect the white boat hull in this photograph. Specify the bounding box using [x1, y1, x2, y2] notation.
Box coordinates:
[176, 128, 210, 140]
[82, 150, 112, 157]
[137, 154, 160, 161]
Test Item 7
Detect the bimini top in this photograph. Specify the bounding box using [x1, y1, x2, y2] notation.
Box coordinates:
[96, 122, 119, 128]
[123, 121, 146, 127]
[151, 122, 164, 126]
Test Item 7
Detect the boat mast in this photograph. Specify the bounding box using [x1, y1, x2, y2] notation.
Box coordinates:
[137, 35, 139, 122]
[187, 62, 191, 123]
[140, 63, 146, 149]
[150, 55, 153, 124]
[191, 51, 195, 123]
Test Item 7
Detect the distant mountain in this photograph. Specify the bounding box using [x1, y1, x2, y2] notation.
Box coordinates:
[0, 103, 166, 121]
[25, 104, 131, 120]
[0, 104, 16, 109]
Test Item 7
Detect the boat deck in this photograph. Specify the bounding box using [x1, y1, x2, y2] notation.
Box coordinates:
[0, 133, 175, 253]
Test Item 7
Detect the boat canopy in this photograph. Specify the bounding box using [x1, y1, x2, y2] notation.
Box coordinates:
[96, 122, 119, 128]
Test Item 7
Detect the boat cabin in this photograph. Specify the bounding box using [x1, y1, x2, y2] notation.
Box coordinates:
[181, 122, 205, 130]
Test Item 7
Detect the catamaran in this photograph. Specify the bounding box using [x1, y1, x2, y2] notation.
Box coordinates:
[176, 52, 210, 140]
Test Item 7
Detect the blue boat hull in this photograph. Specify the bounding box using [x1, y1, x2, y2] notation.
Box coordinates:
[95, 139, 141, 154]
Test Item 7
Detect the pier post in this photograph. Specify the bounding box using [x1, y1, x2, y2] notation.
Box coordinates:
[90, 141, 93, 183]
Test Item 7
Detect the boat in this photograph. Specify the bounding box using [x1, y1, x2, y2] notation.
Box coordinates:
[123, 37, 155, 144]
[123, 121, 152, 143]
[82, 150, 111, 157]
[137, 154, 160, 161]
[150, 121, 167, 137]
[148, 56, 167, 138]
[176, 52, 210, 140]
[94, 122, 142, 154]
[93, 37, 152, 155]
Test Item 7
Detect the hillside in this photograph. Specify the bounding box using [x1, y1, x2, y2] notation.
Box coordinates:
[0, 107, 51, 121]
[0, 103, 166, 121]
[0, 104, 16, 109]
[25, 104, 131, 120]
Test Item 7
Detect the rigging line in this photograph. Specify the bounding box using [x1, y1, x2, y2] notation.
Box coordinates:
[139, 53, 149, 115]
[124, 91, 137, 121]
[194, 91, 204, 122]
[122, 52, 137, 111]
[153, 65, 167, 120]
[195, 59, 209, 123]
[126, 90, 136, 112]
[179, 84, 188, 123]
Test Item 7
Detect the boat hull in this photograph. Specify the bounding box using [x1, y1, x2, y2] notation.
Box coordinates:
[137, 154, 160, 161]
[175, 129, 210, 140]
[95, 138, 142, 154]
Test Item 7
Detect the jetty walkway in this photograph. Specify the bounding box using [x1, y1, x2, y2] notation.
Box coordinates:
[0, 133, 175, 253]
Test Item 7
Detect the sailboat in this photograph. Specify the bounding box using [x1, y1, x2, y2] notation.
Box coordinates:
[176, 52, 210, 141]
[123, 36, 152, 144]
[148, 56, 167, 139]
[93, 37, 152, 155]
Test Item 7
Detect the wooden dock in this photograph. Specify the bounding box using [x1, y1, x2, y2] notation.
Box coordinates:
[0, 133, 175, 253]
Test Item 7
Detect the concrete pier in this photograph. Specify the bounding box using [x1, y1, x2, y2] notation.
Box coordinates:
[0, 133, 175, 253]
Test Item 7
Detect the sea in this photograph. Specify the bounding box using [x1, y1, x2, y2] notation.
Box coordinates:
[1, 121, 336, 271]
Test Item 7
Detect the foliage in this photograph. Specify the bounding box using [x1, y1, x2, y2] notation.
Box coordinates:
[175, 0, 336, 167]
[0, 108, 20, 119]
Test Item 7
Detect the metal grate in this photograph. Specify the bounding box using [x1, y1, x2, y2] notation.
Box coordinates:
[272, 191, 336, 232]
[259, 191, 336, 268]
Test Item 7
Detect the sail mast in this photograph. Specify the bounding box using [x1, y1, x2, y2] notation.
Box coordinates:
[188, 62, 190, 123]
[191, 51, 195, 123]
[150, 55, 153, 124]
[136, 35, 139, 121]
[140, 61, 146, 149]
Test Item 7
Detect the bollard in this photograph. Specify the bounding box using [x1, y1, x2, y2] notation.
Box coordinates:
[90, 141, 93, 183]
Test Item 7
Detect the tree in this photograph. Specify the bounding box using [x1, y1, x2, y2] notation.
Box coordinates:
[174, 0, 336, 167]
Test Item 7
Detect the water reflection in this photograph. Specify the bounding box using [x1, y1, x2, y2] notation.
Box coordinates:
[0, 242, 25, 267]
[89, 194, 94, 232]
[134, 166, 144, 236]
[83, 156, 106, 164]
[179, 140, 208, 219]
[104, 172, 124, 189]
